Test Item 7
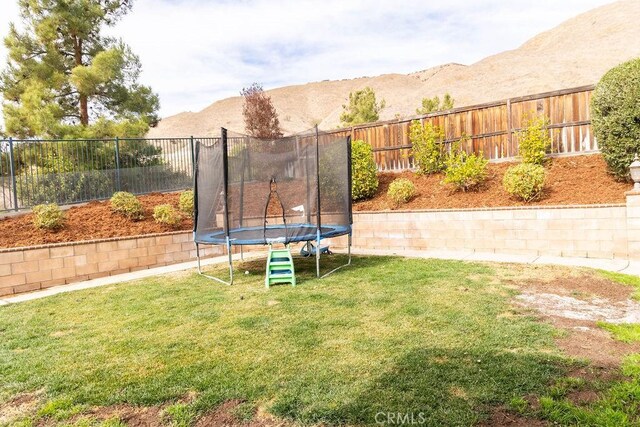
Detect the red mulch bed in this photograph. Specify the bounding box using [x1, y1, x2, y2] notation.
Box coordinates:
[354, 154, 628, 211]
[0, 193, 192, 249]
[0, 154, 629, 249]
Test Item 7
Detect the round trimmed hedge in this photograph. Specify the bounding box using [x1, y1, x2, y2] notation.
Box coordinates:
[591, 57, 640, 181]
[503, 163, 546, 202]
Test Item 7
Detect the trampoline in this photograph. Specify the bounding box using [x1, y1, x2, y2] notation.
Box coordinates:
[199, 224, 351, 246]
[193, 127, 352, 285]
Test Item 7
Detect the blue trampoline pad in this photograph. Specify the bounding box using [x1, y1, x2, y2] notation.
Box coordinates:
[196, 224, 350, 245]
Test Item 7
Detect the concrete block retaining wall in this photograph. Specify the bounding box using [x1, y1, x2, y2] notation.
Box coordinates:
[3, 192, 640, 297]
[0, 232, 225, 297]
[343, 204, 630, 259]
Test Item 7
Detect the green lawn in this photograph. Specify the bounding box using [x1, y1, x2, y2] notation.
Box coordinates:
[0, 255, 637, 426]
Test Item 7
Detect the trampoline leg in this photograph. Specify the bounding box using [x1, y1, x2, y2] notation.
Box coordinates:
[227, 239, 234, 285]
[320, 233, 352, 279]
[316, 231, 321, 278]
[196, 240, 234, 285]
[196, 242, 202, 274]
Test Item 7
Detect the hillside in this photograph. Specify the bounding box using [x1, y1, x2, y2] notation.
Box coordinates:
[148, 0, 640, 138]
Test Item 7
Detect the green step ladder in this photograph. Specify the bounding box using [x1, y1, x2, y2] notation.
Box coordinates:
[265, 245, 296, 288]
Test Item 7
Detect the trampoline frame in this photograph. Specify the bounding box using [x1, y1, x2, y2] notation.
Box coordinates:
[193, 126, 352, 285]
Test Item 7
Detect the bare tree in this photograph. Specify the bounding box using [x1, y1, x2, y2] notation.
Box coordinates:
[241, 83, 283, 139]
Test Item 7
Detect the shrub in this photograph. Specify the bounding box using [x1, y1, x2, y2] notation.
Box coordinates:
[518, 114, 551, 165]
[351, 140, 379, 200]
[179, 190, 194, 217]
[110, 191, 144, 220]
[416, 93, 454, 115]
[387, 178, 416, 207]
[410, 120, 446, 174]
[153, 204, 181, 227]
[503, 163, 546, 202]
[443, 143, 488, 191]
[32, 203, 65, 230]
[591, 58, 640, 181]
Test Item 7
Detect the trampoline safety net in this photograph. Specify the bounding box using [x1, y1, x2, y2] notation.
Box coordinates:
[194, 128, 352, 246]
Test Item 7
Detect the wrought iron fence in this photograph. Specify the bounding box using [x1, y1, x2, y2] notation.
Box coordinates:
[0, 136, 218, 212]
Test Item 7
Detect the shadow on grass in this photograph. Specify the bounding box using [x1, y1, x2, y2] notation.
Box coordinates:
[268, 346, 566, 426]
[202, 253, 395, 288]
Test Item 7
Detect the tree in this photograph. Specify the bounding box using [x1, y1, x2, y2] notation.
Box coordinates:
[0, 0, 159, 138]
[416, 93, 454, 115]
[340, 87, 385, 126]
[591, 57, 640, 181]
[241, 83, 282, 139]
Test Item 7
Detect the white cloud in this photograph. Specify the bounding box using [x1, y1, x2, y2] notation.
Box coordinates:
[0, 0, 615, 122]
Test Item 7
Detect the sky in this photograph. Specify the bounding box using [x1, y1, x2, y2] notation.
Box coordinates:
[0, 0, 615, 121]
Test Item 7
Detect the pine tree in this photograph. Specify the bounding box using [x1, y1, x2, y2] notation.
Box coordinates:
[340, 87, 385, 126]
[241, 83, 283, 139]
[0, 0, 159, 138]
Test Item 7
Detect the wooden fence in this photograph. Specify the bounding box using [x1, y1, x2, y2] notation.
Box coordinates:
[327, 85, 597, 171]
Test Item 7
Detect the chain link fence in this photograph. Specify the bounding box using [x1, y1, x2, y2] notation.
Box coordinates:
[0, 137, 218, 212]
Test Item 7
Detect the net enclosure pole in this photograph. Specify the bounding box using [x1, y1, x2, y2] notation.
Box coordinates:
[193, 139, 201, 272]
[222, 128, 234, 284]
[315, 126, 322, 278]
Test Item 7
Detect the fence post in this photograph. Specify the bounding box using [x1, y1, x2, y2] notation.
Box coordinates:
[114, 137, 121, 192]
[189, 135, 195, 176]
[8, 137, 18, 211]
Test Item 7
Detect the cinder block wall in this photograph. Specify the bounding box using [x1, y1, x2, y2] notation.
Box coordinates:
[0, 232, 224, 297]
[346, 204, 629, 259]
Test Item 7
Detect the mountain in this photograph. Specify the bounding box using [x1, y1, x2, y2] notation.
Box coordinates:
[148, 0, 640, 138]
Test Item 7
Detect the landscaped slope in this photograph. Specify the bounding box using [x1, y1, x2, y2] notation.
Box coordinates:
[0, 155, 627, 249]
[148, 0, 640, 137]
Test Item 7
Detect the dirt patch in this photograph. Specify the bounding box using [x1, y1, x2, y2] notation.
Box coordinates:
[553, 319, 640, 367]
[511, 275, 640, 367]
[195, 400, 289, 427]
[479, 407, 548, 426]
[85, 404, 163, 427]
[354, 155, 628, 211]
[0, 192, 192, 249]
[513, 275, 634, 302]
[516, 293, 640, 324]
[0, 392, 42, 425]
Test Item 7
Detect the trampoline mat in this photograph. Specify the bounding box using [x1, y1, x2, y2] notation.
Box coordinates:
[196, 224, 350, 245]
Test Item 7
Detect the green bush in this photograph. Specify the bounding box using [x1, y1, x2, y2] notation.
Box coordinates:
[409, 120, 446, 174]
[351, 140, 379, 201]
[32, 203, 65, 230]
[416, 93, 454, 115]
[387, 178, 416, 207]
[110, 191, 144, 220]
[153, 204, 181, 227]
[179, 190, 194, 217]
[518, 114, 551, 165]
[592, 57, 640, 181]
[503, 163, 546, 202]
[443, 143, 488, 191]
